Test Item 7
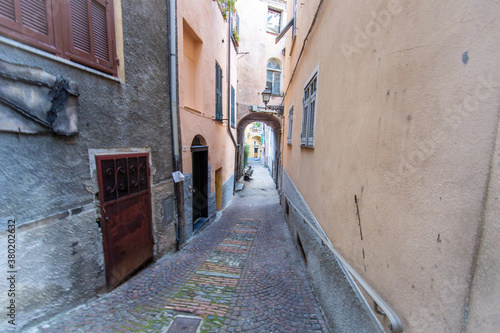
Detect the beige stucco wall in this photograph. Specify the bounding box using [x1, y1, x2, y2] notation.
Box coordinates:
[465, 117, 500, 333]
[236, 0, 286, 110]
[178, 0, 237, 194]
[282, 0, 500, 332]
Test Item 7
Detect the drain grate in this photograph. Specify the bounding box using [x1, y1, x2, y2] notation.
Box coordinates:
[166, 316, 202, 333]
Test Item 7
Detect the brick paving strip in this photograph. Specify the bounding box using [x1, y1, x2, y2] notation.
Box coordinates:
[166, 218, 261, 332]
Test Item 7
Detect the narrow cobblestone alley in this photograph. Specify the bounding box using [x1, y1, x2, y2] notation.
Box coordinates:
[26, 160, 328, 333]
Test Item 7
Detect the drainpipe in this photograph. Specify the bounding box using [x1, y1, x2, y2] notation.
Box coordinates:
[227, 10, 239, 191]
[168, 0, 184, 250]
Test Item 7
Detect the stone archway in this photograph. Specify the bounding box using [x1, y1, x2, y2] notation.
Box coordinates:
[236, 112, 282, 186]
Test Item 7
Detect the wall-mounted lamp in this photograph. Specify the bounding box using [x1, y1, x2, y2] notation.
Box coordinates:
[261, 88, 283, 113]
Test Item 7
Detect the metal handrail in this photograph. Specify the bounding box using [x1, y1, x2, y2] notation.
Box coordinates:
[284, 196, 404, 332]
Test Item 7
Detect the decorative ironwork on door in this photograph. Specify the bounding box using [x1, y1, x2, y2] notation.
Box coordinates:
[100, 155, 149, 203]
[96, 153, 154, 290]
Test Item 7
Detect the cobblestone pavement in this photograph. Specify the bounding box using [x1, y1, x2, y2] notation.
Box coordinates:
[27, 160, 328, 333]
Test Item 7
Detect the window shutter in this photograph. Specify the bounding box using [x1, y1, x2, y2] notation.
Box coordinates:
[231, 85, 235, 127]
[66, 0, 116, 74]
[70, 0, 90, 53]
[215, 62, 223, 120]
[0, 0, 117, 75]
[0, 0, 56, 52]
[308, 97, 316, 146]
[91, 0, 108, 59]
[288, 106, 293, 144]
[0, 1, 15, 21]
[301, 97, 307, 145]
[20, 0, 49, 35]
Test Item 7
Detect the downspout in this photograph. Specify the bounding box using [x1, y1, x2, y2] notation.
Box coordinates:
[168, 0, 184, 250]
[227, 10, 239, 191]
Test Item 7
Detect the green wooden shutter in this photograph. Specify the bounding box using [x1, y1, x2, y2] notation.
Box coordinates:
[288, 106, 293, 144]
[301, 97, 307, 145]
[231, 85, 235, 127]
[308, 97, 315, 146]
[215, 61, 223, 120]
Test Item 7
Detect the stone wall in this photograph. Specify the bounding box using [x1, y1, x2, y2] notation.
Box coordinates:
[0, 0, 174, 330]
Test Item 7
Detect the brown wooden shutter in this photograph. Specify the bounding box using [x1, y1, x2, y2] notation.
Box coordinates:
[65, 0, 116, 75]
[0, 0, 15, 21]
[0, 0, 56, 53]
[91, 0, 108, 60]
[70, 0, 91, 53]
[20, 0, 49, 35]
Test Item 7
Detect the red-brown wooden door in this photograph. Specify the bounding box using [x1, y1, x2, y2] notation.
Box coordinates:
[96, 153, 154, 289]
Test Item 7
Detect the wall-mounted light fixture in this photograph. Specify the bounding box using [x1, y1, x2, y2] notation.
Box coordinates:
[261, 88, 283, 113]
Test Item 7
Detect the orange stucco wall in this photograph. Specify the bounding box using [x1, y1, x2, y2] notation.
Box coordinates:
[281, 0, 500, 332]
[178, 0, 238, 194]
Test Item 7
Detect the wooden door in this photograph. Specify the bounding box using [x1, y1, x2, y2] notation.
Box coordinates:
[96, 153, 154, 290]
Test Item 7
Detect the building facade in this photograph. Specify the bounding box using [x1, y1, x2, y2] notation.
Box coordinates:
[262, 123, 277, 177]
[235, 0, 286, 183]
[280, 0, 500, 332]
[0, 0, 178, 330]
[244, 122, 263, 159]
[177, 0, 238, 238]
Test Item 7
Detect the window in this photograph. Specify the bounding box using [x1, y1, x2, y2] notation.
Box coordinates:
[292, 0, 297, 38]
[267, 8, 281, 34]
[254, 140, 258, 145]
[301, 74, 317, 147]
[266, 59, 281, 95]
[287, 106, 293, 145]
[215, 61, 223, 120]
[231, 85, 235, 127]
[0, 0, 117, 76]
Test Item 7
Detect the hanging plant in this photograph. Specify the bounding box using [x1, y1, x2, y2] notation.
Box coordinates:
[216, 0, 237, 19]
[232, 28, 240, 46]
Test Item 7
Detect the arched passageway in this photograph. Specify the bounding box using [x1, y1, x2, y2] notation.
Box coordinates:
[236, 112, 282, 187]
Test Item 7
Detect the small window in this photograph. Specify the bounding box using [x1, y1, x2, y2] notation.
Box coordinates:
[292, 0, 298, 38]
[266, 59, 281, 95]
[267, 8, 281, 34]
[215, 61, 223, 120]
[301, 73, 318, 148]
[287, 106, 294, 145]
